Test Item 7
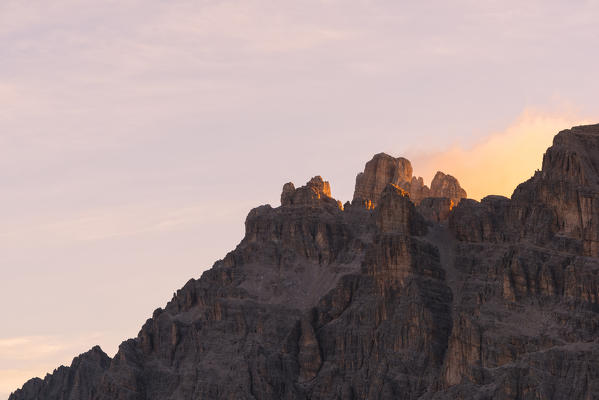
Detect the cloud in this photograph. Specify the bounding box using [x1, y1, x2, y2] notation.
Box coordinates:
[0, 200, 255, 248]
[409, 109, 595, 200]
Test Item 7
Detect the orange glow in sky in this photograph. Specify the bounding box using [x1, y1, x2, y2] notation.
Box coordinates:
[410, 110, 592, 201]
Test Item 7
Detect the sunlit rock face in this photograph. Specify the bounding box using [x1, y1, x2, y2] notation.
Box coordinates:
[353, 153, 415, 207]
[352, 153, 467, 207]
[430, 171, 467, 206]
[281, 176, 340, 209]
[10, 124, 599, 400]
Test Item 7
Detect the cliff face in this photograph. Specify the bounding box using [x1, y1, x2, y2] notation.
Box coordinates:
[10, 124, 599, 400]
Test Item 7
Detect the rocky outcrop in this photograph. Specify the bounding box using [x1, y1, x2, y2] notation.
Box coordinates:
[408, 176, 432, 204]
[352, 153, 467, 207]
[449, 124, 599, 257]
[9, 346, 110, 400]
[281, 176, 341, 209]
[512, 124, 599, 257]
[448, 195, 529, 243]
[430, 172, 467, 206]
[374, 184, 427, 235]
[10, 123, 599, 400]
[353, 153, 414, 207]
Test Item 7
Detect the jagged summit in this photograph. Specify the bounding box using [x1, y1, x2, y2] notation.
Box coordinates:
[10, 124, 599, 400]
[430, 171, 467, 205]
[280, 157, 466, 225]
[352, 152, 467, 208]
[280, 154, 468, 215]
[352, 153, 413, 207]
[11, 346, 110, 400]
[281, 176, 341, 209]
[511, 123, 599, 256]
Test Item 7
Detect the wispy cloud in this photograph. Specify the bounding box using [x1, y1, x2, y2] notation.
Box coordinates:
[410, 108, 593, 200]
[0, 200, 255, 248]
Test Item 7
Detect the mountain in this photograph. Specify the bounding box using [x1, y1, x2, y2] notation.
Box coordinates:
[9, 124, 599, 400]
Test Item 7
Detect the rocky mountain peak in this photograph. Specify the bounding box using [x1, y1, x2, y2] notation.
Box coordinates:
[541, 123, 599, 186]
[281, 175, 340, 209]
[10, 346, 110, 400]
[352, 153, 467, 209]
[353, 153, 413, 207]
[10, 123, 599, 400]
[509, 123, 599, 256]
[430, 171, 468, 205]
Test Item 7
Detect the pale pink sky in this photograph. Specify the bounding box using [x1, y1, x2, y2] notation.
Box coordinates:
[1, 1, 599, 398]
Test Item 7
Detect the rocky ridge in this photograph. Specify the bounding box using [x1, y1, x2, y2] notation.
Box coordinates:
[352, 153, 467, 208]
[9, 124, 599, 400]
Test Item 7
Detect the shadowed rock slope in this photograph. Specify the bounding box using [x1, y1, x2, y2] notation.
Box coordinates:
[10, 124, 599, 400]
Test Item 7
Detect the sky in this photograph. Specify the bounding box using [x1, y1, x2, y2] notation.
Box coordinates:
[1, 0, 598, 397]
